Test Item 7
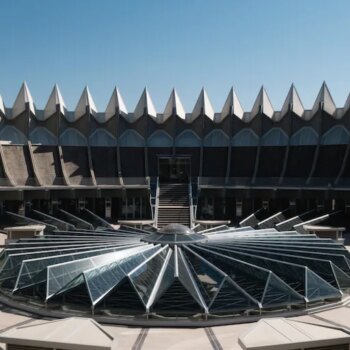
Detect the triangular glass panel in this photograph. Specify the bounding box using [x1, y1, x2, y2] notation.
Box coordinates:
[261, 273, 304, 308]
[151, 278, 203, 316]
[128, 248, 168, 307]
[151, 250, 176, 305]
[209, 277, 259, 314]
[177, 248, 207, 311]
[182, 247, 225, 306]
[84, 246, 160, 305]
[96, 277, 145, 315]
[51, 274, 91, 307]
[331, 263, 350, 291]
[306, 269, 341, 302]
[191, 246, 268, 302]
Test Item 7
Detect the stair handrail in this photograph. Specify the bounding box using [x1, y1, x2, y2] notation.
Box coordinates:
[154, 177, 160, 228]
[189, 180, 195, 228]
[149, 177, 159, 228]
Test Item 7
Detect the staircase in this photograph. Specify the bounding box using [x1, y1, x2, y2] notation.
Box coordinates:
[156, 183, 191, 228]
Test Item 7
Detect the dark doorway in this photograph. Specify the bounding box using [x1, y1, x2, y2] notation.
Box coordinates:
[158, 157, 190, 183]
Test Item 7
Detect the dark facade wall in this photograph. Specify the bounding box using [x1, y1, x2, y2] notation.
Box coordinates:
[284, 146, 316, 178]
[229, 147, 257, 178]
[61, 146, 92, 185]
[256, 147, 286, 178]
[91, 146, 118, 177]
[202, 147, 227, 177]
[120, 147, 145, 177]
[313, 145, 346, 178]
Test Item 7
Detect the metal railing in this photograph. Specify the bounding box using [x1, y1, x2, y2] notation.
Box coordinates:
[189, 179, 198, 228]
[149, 177, 159, 227]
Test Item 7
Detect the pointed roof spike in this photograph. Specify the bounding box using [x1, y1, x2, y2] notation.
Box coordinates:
[0, 95, 5, 115]
[251, 86, 274, 118]
[281, 84, 304, 117]
[191, 88, 214, 120]
[134, 88, 157, 119]
[163, 88, 186, 120]
[12, 81, 35, 118]
[105, 87, 128, 121]
[74, 86, 97, 120]
[44, 84, 66, 120]
[221, 87, 244, 120]
[312, 82, 336, 116]
[344, 93, 350, 114]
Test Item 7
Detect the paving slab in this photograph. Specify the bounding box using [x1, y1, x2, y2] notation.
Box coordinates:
[212, 323, 252, 350]
[0, 310, 33, 350]
[102, 324, 142, 350]
[142, 327, 212, 350]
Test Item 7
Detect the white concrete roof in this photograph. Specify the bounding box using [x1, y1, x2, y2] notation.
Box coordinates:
[4, 224, 46, 232]
[0, 95, 5, 115]
[220, 87, 244, 121]
[281, 84, 304, 118]
[251, 86, 274, 120]
[104, 87, 128, 121]
[11, 81, 35, 119]
[190, 88, 215, 122]
[73, 86, 97, 122]
[312, 82, 336, 117]
[134, 88, 157, 121]
[239, 317, 350, 350]
[0, 317, 113, 350]
[163, 88, 186, 120]
[44, 84, 66, 120]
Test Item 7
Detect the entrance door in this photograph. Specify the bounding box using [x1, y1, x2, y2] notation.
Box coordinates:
[158, 157, 190, 183]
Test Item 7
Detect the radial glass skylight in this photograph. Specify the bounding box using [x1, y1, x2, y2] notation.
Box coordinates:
[0, 224, 349, 325]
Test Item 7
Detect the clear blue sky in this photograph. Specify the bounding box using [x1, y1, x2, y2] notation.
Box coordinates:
[0, 0, 349, 113]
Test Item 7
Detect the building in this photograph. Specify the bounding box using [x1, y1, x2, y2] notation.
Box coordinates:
[0, 82, 349, 226]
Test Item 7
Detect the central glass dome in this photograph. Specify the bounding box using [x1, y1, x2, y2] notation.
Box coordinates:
[142, 223, 207, 245]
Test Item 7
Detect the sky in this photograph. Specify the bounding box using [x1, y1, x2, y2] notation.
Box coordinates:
[0, 0, 349, 114]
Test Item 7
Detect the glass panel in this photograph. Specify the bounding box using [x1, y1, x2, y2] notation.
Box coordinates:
[262, 273, 304, 307]
[129, 248, 168, 306]
[84, 246, 160, 305]
[182, 247, 225, 306]
[306, 269, 341, 301]
[210, 277, 258, 314]
[290, 127, 318, 146]
[261, 128, 288, 146]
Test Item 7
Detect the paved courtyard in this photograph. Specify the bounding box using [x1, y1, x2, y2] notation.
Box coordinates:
[1, 302, 350, 349]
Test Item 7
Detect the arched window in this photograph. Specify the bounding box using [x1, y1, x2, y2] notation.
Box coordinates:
[59, 128, 87, 146]
[290, 127, 318, 146]
[261, 128, 288, 146]
[147, 130, 173, 147]
[232, 128, 259, 147]
[0, 126, 27, 144]
[119, 129, 145, 147]
[175, 130, 201, 147]
[89, 128, 116, 147]
[321, 125, 350, 145]
[204, 129, 229, 147]
[30, 127, 57, 145]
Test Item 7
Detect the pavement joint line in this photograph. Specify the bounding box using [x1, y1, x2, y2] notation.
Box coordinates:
[131, 327, 149, 350]
[205, 327, 223, 350]
[0, 318, 36, 334]
[310, 314, 350, 333]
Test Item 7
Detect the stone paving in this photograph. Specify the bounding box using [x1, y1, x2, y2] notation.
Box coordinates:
[1, 304, 350, 349]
